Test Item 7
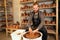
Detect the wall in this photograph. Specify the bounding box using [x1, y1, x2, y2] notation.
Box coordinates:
[13, 0, 21, 23]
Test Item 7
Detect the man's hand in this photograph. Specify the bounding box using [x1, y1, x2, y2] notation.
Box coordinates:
[29, 27, 33, 33]
[33, 29, 39, 33]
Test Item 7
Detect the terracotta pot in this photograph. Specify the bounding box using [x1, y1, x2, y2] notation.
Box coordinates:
[25, 20, 28, 23]
[46, 5, 49, 8]
[21, 13, 24, 16]
[48, 13, 52, 16]
[52, 12, 55, 16]
[21, 7, 24, 10]
[20, 0, 23, 2]
[6, 26, 8, 28]
[13, 25, 16, 28]
[45, 21, 49, 24]
[23, 20, 25, 23]
[52, 21, 55, 24]
[24, 5, 28, 9]
[15, 25, 19, 29]
[48, 4, 51, 8]
[42, 4, 46, 8]
[40, 5, 43, 8]
[25, 13, 28, 16]
[10, 26, 12, 28]
[45, 13, 49, 16]
[53, 3, 56, 7]
[28, 13, 30, 16]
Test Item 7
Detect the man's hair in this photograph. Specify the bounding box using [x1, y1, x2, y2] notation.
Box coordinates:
[33, 2, 39, 7]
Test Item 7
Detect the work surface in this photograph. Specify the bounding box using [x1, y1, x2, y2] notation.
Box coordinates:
[0, 30, 56, 40]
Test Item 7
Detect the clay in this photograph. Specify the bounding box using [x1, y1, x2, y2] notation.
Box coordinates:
[53, 3, 56, 7]
[52, 12, 55, 16]
[24, 32, 41, 39]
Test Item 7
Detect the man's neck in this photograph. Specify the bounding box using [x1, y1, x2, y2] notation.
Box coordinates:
[34, 10, 39, 13]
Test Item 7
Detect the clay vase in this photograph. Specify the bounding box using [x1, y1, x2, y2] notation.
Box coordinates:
[42, 4, 46, 8]
[52, 12, 55, 16]
[45, 13, 49, 16]
[53, 3, 56, 7]
[48, 13, 52, 16]
[52, 21, 55, 24]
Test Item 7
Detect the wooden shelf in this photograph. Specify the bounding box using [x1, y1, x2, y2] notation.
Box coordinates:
[21, 15, 56, 18]
[0, 11, 4, 12]
[0, 0, 13, 36]
[6, 28, 19, 30]
[47, 29, 56, 34]
[0, 16, 13, 18]
[20, 1, 33, 4]
[0, 22, 6, 23]
[37, 0, 53, 3]
[21, 16, 29, 17]
[0, 16, 5, 18]
[39, 6, 56, 9]
[45, 15, 56, 17]
[0, 0, 6, 30]
[21, 23, 28, 24]
[44, 24, 56, 26]
[21, 23, 56, 26]
[2, 27, 6, 29]
[20, 0, 53, 4]
[21, 6, 56, 11]
[7, 15, 13, 18]
[8, 21, 13, 23]
[5, 0, 13, 27]
[0, 6, 4, 7]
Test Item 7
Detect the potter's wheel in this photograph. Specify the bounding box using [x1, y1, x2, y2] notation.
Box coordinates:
[23, 32, 43, 40]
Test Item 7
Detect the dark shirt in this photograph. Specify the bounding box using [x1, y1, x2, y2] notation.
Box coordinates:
[27, 11, 44, 30]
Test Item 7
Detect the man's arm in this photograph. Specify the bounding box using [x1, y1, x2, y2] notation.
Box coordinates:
[27, 12, 33, 28]
[26, 12, 33, 32]
[36, 11, 44, 30]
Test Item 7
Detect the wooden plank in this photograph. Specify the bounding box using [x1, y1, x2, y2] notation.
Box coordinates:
[20, 1, 33, 4]
[21, 6, 56, 11]
[47, 29, 56, 34]
[44, 24, 56, 26]
[56, 0, 58, 40]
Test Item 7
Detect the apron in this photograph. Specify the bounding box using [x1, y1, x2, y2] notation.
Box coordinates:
[32, 12, 47, 40]
[26, 12, 47, 40]
[32, 12, 41, 30]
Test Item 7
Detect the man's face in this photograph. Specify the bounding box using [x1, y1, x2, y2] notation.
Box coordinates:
[33, 4, 39, 13]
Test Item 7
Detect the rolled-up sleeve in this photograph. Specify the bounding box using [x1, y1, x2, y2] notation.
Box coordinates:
[37, 11, 44, 30]
[27, 12, 33, 28]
